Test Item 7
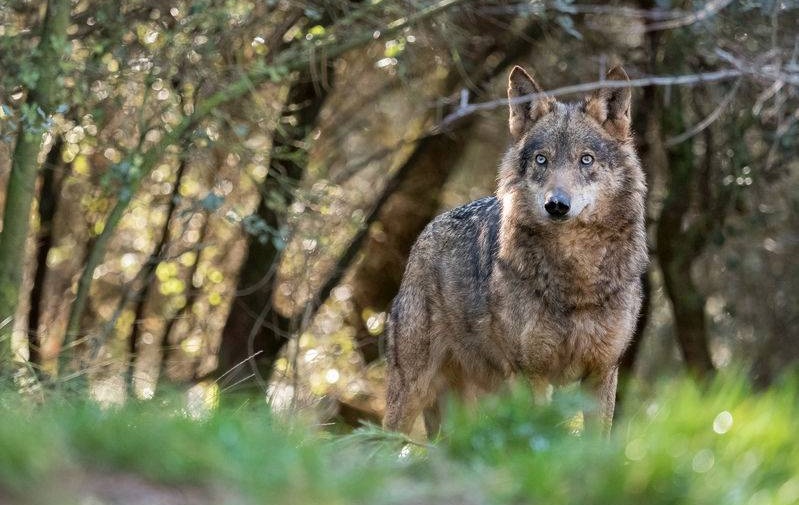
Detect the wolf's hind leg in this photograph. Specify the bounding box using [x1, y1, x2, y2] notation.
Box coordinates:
[532, 375, 553, 405]
[383, 369, 425, 435]
[583, 366, 618, 436]
[422, 395, 443, 439]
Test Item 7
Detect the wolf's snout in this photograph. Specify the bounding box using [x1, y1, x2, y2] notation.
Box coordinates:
[544, 189, 571, 218]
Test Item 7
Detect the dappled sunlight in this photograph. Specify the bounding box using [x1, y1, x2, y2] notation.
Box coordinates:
[185, 382, 219, 420]
[90, 375, 126, 407]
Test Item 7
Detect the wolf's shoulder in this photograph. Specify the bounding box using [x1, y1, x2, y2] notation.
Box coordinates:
[434, 196, 500, 225]
[415, 196, 500, 249]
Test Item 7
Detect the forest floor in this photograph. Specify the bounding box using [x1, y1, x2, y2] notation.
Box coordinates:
[1, 372, 798, 505]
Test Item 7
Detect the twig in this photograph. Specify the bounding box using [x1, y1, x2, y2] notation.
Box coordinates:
[666, 78, 742, 147]
[557, 4, 687, 20]
[715, 48, 799, 85]
[214, 350, 263, 385]
[245, 297, 277, 394]
[753, 79, 785, 116]
[644, 0, 734, 32]
[478, 2, 687, 20]
[437, 69, 746, 131]
[480, 1, 730, 33]
[221, 373, 257, 393]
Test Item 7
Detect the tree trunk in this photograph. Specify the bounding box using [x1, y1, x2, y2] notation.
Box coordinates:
[26, 138, 64, 370]
[639, 0, 715, 378]
[125, 157, 190, 394]
[215, 71, 332, 389]
[655, 87, 715, 377]
[347, 128, 477, 362]
[58, 2, 462, 378]
[618, 8, 659, 379]
[0, 0, 70, 373]
[160, 216, 211, 382]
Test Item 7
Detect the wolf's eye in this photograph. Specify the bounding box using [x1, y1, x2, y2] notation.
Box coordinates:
[580, 154, 594, 166]
[535, 154, 547, 165]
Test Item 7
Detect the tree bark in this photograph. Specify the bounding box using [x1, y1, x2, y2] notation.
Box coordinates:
[214, 70, 332, 389]
[0, 0, 70, 373]
[26, 138, 64, 369]
[346, 130, 477, 362]
[125, 157, 190, 394]
[655, 87, 716, 377]
[58, 0, 466, 378]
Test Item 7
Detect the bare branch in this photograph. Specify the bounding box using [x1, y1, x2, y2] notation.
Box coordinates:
[478, 2, 689, 20]
[715, 48, 799, 85]
[644, 0, 734, 32]
[215, 350, 263, 386]
[437, 69, 746, 131]
[480, 1, 731, 34]
[666, 78, 742, 147]
[562, 4, 687, 21]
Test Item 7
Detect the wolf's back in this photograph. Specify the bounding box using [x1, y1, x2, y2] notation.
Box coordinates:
[388, 196, 501, 346]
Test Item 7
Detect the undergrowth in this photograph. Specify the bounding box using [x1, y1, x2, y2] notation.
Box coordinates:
[0, 372, 797, 504]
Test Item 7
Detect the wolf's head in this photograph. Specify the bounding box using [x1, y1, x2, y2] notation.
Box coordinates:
[498, 65, 645, 229]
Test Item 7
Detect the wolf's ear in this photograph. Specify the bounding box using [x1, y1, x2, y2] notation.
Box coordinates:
[585, 65, 632, 140]
[508, 66, 552, 141]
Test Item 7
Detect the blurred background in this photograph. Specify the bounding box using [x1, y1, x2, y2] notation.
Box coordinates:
[0, 0, 797, 425]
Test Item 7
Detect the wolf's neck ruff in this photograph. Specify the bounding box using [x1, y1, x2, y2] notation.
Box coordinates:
[497, 193, 644, 310]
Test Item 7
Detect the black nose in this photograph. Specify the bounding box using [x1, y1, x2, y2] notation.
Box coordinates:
[544, 189, 571, 217]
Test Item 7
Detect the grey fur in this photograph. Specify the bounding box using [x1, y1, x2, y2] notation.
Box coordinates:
[384, 65, 648, 437]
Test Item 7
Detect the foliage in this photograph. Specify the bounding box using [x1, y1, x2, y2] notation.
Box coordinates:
[1, 373, 797, 504]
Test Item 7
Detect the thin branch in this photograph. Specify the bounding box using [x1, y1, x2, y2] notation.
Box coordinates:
[666, 78, 742, 147]
[479, 1, 730, 33]
[753, 79, 785, 116]
[437, 69, 746, 131]
[245, 295, 278, 393]
[556, 4, 687, 21]
[644, 0, 734, 32]
[477, 2, 688, 20]
[715, 48, 799, 85]
[215, 350, 263, 386]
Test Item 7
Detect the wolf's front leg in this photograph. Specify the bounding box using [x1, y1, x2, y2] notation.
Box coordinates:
[583, 366, 618, 436]
[531, 375, 553, 405]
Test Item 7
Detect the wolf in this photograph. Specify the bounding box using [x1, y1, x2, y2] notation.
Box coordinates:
[383, 64, 648, 437]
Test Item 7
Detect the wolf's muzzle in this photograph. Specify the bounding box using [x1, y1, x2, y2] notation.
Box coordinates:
[544, 189, 571, 218]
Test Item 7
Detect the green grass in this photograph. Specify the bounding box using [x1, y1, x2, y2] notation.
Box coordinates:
[1, 373, 798, 504]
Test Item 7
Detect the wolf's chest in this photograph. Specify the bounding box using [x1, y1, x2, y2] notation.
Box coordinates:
[495, 295, 628, 382]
